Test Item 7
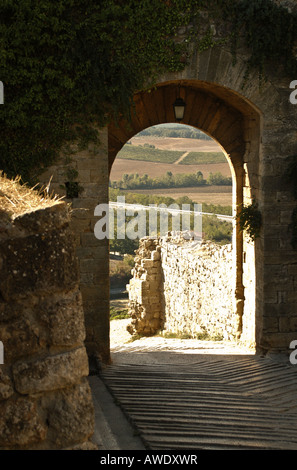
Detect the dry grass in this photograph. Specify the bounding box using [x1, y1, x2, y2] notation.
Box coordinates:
[0, 172, 64, 219]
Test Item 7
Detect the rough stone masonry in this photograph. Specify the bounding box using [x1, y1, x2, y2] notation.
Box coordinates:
[0, 194, 95, 450]
[127, 234, 241, 344]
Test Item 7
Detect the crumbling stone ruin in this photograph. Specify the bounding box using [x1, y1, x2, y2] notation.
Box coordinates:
[127, 235, 241, 344]
[127, 238, 163, 337]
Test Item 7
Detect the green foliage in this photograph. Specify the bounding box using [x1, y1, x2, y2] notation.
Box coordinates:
[109, 188, 177, 208]
[202, 215, 232, 245]
[118, 144, 226, 165]
[60, 166, 84, 198]
[110, 306, 129, 321]
[110, 220, 139, 255]
[110, 170, 231, 190]
[108, 188, 232, 251]
[226, 0, 297, 83]
[139, 125, 212, 140]
[109, 187, 232, 215]
[0, 0, 189, 181]
[238, 199, 262, 241]
[110, 171, 207, 190]
[206, 172, 232, 186]
[1, 0, 296, 181]
[202, 202, 231, 216]
[160, 329, 224, 341]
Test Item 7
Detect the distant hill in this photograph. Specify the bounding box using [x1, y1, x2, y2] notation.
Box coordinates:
[138, 124, 212, 140]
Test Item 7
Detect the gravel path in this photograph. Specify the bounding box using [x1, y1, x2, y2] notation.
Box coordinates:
[110, 318, 254, 363]
[110, 318, 132, 347]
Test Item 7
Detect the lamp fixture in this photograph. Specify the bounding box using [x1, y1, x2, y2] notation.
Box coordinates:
[173, 93, 186, 122]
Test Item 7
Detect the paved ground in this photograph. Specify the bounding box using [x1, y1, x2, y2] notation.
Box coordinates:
[90, 320, 297, 451]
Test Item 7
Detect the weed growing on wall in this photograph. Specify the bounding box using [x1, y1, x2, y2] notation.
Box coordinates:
[238, 199, 262, 241]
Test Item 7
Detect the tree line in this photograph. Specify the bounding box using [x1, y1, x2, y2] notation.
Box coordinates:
[138, 126, 212, 140]
[110, 171, 232, 190]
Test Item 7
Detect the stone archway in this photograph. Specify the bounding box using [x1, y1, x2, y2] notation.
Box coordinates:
[38, 44, 297, 363]
[108, 80, 261, 348]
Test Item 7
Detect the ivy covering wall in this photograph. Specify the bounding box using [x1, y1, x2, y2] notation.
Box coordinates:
[0, 0, 296, 182]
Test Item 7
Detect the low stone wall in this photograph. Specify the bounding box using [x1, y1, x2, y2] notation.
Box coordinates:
[160, 236, 238, 340]
[127, 238, 164, 336]
[0, 199, 95, 449]
[127, 235, 239, 341]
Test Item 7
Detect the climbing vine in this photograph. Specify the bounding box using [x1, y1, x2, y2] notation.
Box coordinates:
[0, 0, 296, 182]
[238, 199, 262, 242]
[225, 0, 297, 84]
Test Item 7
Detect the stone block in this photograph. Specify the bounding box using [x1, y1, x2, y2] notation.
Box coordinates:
[0, 300, 19, 323]
[260, 332, 297, 351]
[72, 198, 98, 210]
[90, 168, 109, 183]
[47, 380, 94, 448]
[71, 217, 91, 232]
[80, 183, 108, 199]
[14, 203, 70, 234]
[76, 245, 107, 259]
[80, 284, 109, 301]
[77, 158, 104, 170]
[81, 232, 108, 247]
[151, 250, 161, 260]
[141, 259, 159, 269]
[77, 169, 91, 183]
[0, 229, 79, 301]
[0, 397, 47, 448]
[0, 317, 41, 363]
[12, 347, 89, 395]
[39, 289, 86, 346]
[0, 369, 14, 401]
[79, 258, 107, 274]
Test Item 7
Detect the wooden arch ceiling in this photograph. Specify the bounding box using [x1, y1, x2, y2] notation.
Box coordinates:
[108, 80, 255, 174]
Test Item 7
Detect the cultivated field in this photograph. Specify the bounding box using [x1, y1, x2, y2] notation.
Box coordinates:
[110, 136, 232, 206]
[129, 135, 223, 152]
[120, 186, 232, 206]
[110, 159, 231, 180]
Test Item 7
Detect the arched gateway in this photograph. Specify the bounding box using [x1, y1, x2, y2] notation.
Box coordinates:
[39, 45, 297, 363]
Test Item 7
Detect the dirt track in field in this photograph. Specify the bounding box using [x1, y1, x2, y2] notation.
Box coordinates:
[110, 137, 232, 206]
[110, 136, 230, 180]
[110, 160, 231, 180]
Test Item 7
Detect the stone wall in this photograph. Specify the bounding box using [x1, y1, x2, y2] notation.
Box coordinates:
[127, 238, 164, 337]
[36, 2, 297, 358]
[127, 235, 240, 342]
[38, 129, 110, 362]
[0, 193, 95, 449]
